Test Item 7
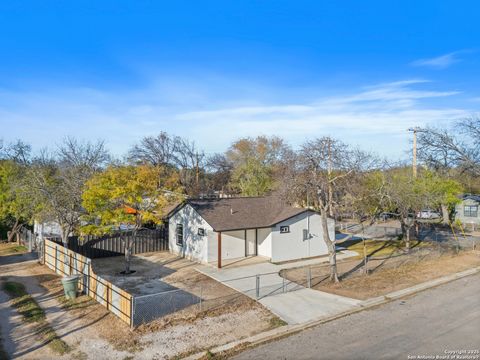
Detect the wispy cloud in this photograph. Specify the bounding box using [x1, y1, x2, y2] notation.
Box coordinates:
[0, 79, 469, 159]
[411, 52, 461, 69]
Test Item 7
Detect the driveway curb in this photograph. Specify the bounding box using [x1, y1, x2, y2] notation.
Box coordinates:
[185, 265, 480, 359]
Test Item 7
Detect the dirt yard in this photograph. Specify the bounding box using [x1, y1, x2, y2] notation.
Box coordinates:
[282, 246, 480, 300]
[0, 251, 281, 359]
[0, 242, 27, 256]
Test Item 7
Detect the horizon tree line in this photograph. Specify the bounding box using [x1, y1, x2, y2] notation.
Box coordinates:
[0, 115, 479, 281]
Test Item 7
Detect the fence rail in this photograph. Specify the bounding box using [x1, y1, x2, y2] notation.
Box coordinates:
[43, 239, 134, 326]
[46, 227, 168, 259]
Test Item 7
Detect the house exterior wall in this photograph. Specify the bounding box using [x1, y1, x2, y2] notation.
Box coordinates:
[270, 211, 334, 263]
[257, 227, 272, 258]
[33, 220, 63, 240]
[168, 204, 213, 263]
[220, 230, 246, 260]
[455, 199, 480, 225]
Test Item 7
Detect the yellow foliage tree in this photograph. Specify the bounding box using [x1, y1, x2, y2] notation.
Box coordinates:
[82, 165, 183, 273]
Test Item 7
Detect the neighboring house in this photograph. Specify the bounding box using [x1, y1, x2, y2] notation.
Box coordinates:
[455, 195, 480, 226]
[167, 196, 335, 268]
[33, 220, 63, 241]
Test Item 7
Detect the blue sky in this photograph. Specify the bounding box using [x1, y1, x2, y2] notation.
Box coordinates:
[0, 1, 479, 159]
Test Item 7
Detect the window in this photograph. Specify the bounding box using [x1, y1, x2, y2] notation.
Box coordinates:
[176, 224, 184, 246]
[464, 205, 478, 218]
[280, 226, 290, 233]
[198, 228, 205, 236]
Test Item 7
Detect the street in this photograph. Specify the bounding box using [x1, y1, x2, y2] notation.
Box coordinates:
[233, 273, 480, 360]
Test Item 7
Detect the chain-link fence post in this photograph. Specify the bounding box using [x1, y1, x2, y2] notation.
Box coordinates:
[256, 275, 260, 299]
[282, 276, 286, 293]
[130, 296, 135, 329]
[306, 267, 311, 288]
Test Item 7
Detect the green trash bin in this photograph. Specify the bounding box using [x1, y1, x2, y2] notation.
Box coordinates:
[61, 275, 79, 300]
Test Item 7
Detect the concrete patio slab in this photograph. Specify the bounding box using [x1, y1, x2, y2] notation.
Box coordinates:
[260, 288, 361, 324]
[196, 250, 361, 324]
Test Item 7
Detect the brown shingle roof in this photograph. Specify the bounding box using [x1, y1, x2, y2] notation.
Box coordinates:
[185, 196, 308, 231]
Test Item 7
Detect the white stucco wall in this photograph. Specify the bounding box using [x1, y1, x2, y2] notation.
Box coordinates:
[257, 227, 272, 258]
[220, 230, 246, 260]
[270, 211, 334, 263]
[168, 204, 213, 263]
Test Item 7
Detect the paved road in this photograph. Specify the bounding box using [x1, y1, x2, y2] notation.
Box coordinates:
[233, 273, 480, 360]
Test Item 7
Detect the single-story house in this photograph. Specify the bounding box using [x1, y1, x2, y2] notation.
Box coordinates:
[167, 196, 335, 267]
[455, 195, 480, 226]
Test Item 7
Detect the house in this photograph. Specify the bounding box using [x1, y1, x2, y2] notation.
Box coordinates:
[167, 196, 335, 267]
[455, 195, 480, 227]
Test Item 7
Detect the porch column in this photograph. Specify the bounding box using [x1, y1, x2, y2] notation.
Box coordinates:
[217, 231, 222, 268]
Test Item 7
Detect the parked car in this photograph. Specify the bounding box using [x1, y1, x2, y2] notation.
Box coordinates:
[416, 209, 441, 219]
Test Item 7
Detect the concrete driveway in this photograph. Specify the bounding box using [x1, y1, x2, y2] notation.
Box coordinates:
[197, 251, 361, 324]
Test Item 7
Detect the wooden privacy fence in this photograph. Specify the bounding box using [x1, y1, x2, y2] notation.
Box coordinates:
[43, 239, 134, 326]
[47, 227, 169, 259]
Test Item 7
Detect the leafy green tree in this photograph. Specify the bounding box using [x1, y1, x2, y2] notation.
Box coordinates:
[419, 170, 463, 224]
[82, 165, 183, 273]
[0, 160, 34, 242]
[226, 136, 290, 196]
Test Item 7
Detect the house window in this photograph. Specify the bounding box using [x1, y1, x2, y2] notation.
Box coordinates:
[198, 228, 205, 236]
[176, 224, 184, 246]
[464, 205, 478, 217]
[280, 226, 290, 233]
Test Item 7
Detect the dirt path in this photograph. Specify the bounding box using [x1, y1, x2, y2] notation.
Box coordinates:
[0, 285, 59, 360]
[1, 254, 282, 359]
[0, 258, 131, 360]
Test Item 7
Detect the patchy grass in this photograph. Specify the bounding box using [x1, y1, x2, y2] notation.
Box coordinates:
[0, 243, 27, 256]
[269, 316, 288, 328]
[58, 295, 97, 311]
[284, 250, 480, 300]
[341, 239, 430, 258]
[2, 281, 71, 355]
[3, 282, 45, 322]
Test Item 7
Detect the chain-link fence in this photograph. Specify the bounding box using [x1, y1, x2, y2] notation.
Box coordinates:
[130, 271, 307, 327]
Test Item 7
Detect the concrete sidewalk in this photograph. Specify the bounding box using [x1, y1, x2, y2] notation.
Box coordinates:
[196, 251, 361, 324]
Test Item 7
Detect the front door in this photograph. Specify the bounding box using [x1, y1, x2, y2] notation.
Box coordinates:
[246, 229, 256, 256]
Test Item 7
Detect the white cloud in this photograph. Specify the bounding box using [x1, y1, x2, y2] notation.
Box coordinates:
[0, 79, 470, 159]
[411, 52, 461, 69]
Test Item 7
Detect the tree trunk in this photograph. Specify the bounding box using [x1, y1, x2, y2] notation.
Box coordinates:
[320, 209, 338, 283]
[405, 224, 411, 252]
[361, 223, 368, 275]
[441, 204, 449, 225]
[124, 230, 136, 274]
[61, 227, 71, 274]
[7, 220, 21, 242]
[399, 218, 411, 252]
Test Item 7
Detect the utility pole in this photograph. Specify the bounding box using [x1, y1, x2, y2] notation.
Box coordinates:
[195, 151, 200, 190]
[408, 127, 420, 178]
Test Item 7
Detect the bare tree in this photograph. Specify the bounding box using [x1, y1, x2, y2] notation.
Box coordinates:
[28, 139, 110, 248]
[281, 137, 373, 282]
[128, 132, 205, 195]
[0, 140, 32, 164]
[204, 153, 234, 195]
[417, 116, 480, 176]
